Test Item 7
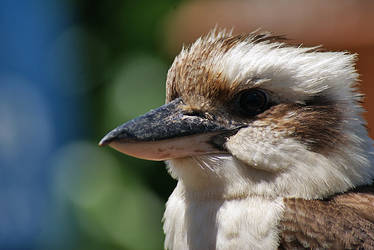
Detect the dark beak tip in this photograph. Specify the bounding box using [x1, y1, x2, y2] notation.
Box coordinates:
[98, 139, 107, 147]
[99, 125, 136, 147]
[98, 135, 113, 147]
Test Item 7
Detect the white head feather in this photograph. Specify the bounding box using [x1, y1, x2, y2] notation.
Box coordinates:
[166, 29, 374, 200]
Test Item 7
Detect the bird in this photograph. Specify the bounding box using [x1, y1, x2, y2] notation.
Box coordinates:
[99, 29, 374, 249]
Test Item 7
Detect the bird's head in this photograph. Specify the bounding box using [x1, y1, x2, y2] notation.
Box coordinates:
[100, 29, 374, 199]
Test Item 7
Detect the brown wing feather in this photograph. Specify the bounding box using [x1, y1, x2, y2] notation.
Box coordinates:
[279, 184, 374, 249]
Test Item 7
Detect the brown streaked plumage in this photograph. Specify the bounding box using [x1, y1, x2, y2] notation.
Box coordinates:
[280, 186, 374, 249]
[256, 96, 345, 155]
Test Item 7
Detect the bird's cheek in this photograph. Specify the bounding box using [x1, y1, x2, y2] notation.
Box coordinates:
[225, 127, 293, 172]
[108, 133, 222, 161]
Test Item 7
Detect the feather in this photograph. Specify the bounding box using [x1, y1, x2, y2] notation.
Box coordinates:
[280, 185, 374, 249]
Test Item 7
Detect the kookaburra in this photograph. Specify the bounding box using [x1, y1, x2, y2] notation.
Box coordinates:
[100, 30, 374, 249]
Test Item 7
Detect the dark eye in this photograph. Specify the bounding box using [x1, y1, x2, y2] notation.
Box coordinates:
[237, 89, 268, 116]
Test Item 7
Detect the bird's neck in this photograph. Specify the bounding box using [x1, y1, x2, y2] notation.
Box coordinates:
[163, 181, 284, 250]
[165, 155, 274, 200]
[164, 156, 285, 250]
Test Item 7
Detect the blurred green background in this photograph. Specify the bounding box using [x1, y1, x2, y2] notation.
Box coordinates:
[1, 0, 373, 250]
[43, 1, 182, 249]
[0, 0, 181, 249]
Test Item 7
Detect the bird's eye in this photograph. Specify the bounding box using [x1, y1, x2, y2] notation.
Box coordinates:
[237, 89, 268, 116]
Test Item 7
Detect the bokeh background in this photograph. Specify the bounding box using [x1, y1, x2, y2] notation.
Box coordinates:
[0, 0, 373, 249]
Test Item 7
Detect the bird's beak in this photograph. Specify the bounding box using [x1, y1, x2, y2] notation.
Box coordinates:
[99, 98, 239, 161]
